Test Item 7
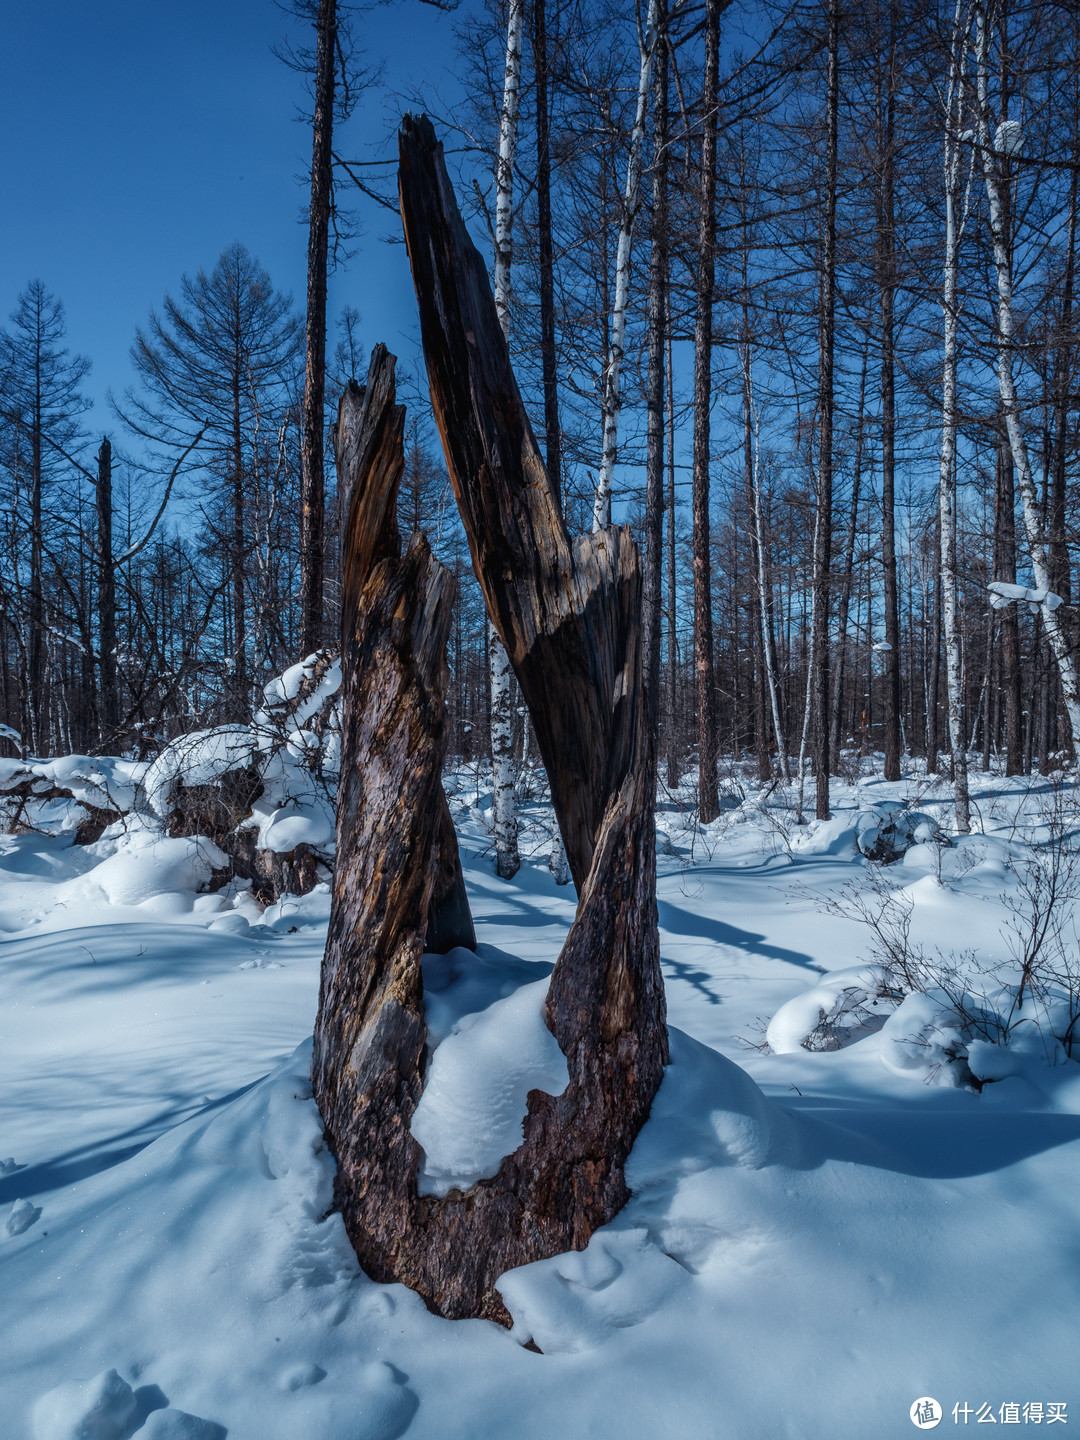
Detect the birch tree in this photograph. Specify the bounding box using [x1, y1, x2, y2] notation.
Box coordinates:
[489, 0, 524, 880]
[974, 0, 1080, 767]
[811, 0, 840, 821]
[939, 0, 973, 832]
[591, 0, 661, 531]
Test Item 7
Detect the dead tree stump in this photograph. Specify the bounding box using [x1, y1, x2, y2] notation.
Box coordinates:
[312, 119, 667, 1327]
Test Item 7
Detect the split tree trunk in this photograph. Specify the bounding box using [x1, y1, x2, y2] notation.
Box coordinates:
[312, 118, 668, 1327]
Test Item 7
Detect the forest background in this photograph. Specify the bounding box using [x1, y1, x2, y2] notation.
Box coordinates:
[2, 0, 1076, 838]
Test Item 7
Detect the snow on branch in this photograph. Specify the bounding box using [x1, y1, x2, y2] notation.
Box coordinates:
[987, 581, 1064, 613]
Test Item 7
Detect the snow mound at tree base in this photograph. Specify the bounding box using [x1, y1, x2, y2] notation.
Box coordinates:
[6, 1020, 1079, 1438]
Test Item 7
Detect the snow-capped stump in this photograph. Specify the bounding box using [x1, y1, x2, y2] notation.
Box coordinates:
[855, 802, 945, 863]
[144, 691, 341, 905]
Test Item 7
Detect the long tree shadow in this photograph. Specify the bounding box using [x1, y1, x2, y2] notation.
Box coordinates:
[787, 1093, 1080, 1179]
[0, 1079, 263, 1203]
[657, 898, 823, 974]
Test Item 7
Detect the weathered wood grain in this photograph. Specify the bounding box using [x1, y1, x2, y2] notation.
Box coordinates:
[311, 120, 667, 1327]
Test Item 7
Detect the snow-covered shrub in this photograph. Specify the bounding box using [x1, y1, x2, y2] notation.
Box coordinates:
[854, 801, 945, 863]
[0, 754, 142, 843]
[774, 793, 1080, 1086]
[0, 651, 342, 908]
[766, 964, 903, 1054]
[147, 650, 341, 902]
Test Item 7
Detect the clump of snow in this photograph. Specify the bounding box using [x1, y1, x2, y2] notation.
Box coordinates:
[855, 802, 944, 862]
[139, 1411, 226, 1440]
[498, 1226, 688, 1354]
[411, 976, 569, 1196]
[143, 727, 260, 818]
[31, 1368, 136, 1440]
[988, 579, 1063, 611]
[877, 990, 972, 1085]
[5, 1197, 41, 1236]
[89, 831, 228, 908]
[258, 804, 333, 855]
[993, 118, 1023, 155]
[262, 884, 332, 932]
[257, 652, 342, 731]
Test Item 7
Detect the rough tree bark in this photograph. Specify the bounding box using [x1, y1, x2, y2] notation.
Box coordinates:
[96, 437, 119, 742]
[692, 0, 721, 823]
[299, 0, 336, 655]
[811, 0, 840, 820]
[312, 118, 668, 1327]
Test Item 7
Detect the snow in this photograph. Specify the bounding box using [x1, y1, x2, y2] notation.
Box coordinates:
[143, 728, 259, 817]
[988, 580, 1064, 611]
[994, 118, 1023, 155]
[257, 805, 333, 855]
[411, 975, 569, 1196]
[0, 760, 1077, 1437]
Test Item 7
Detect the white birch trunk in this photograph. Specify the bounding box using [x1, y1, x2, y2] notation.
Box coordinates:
[974, 2, 1080, 765]
[494, 0, 524, 337]
[795, 506, 819, 825]
[490, 622, 520, 878]
[592, 0, 661, 531]
[745, 352, 790, 782]
[939, 0, 971, 832]
[489, 0, 525, 880]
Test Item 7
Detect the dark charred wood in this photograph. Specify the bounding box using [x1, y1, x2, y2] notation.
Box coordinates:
[164, 767, 265, 843]
[310, 120, 667, 1326]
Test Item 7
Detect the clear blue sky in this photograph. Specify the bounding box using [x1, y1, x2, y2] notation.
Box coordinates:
[0, 0, 470, 446]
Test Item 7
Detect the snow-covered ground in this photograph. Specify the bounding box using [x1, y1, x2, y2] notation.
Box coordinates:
[2, 764, 1077, 1439]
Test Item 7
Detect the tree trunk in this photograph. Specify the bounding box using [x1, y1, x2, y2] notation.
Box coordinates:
[300, 0, 336, 656]
[812, 0, 840, 819]
[665, 299, 680, 788]
[592, 0, 660, 531]
[975, 1, 1080, 764]
[830, 347, 868, 767]
[877, 2, 901, 782]
[926, 514, 942, 774]
[993, 419, 1023, 775]
[692, 0, 721, 822]
[309, 118, 669, 1327]
[96, 437, 119, 742]
[488, 0, 525, 882]
[940, 0, 970, 832]
[532, 0, 562, 504]
[643, 1, 668, 766]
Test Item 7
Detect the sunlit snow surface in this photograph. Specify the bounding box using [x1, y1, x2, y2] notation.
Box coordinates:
[1, 766, 1078, 1439]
